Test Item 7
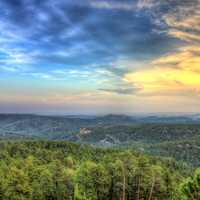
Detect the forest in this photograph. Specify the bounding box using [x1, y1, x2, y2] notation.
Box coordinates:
[0, 140, 199, 200]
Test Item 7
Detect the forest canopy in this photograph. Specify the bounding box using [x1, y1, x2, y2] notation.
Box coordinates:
[0, 140, 199, 200]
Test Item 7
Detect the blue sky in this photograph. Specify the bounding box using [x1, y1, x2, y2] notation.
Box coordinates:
[0, 0, 200, 114]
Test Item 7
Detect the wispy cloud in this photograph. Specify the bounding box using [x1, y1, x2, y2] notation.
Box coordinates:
[89, 0, 136, 11]
[90, 0, 159, 11]
[164, 1, 200, 43]
[0, 0, 200, 113]
[99, 85, 141, 95]
[137, 0, 158, 9]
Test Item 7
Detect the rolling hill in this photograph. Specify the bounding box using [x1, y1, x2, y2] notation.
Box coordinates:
[1, 114, 200, 166]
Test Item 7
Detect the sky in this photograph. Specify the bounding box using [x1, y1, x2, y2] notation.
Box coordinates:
[0, 0, 200, 114]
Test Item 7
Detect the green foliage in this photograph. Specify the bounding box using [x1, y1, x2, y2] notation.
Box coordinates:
[0, 140, 197, 200]
[174, 169, 200, 200]
[75, 161, 110, 200]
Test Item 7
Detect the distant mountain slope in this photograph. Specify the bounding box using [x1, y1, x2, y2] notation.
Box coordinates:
[0, 114, 94, 139]
[70, 124, 200, 145]
[69, 124, 200, 167]
[0, 114, 134, 139]
[1, 114, 200, 166]
[1, 113, 200, 139]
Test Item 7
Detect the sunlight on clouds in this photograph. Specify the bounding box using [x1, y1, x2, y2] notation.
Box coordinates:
[164, 1, 200, 42]
[124, 67, 200, 93]
[124, 46, 200, 96]
[123, 1, 200, 98]
[168, 30, 200, 42]
[152, 46, 200, 71]
[165, 14, 200, 32]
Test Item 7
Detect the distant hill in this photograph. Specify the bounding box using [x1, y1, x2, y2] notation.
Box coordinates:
[69, 123, 200, 167]
[1, 113, 200, 140]
[1, 114, 200, 166]
[69, 124, 200, 146]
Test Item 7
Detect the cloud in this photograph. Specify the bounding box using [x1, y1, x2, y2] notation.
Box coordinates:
[121, 0, 200, 98]
[167, 30, 200, 43]
[152, 46, 200, 70]
[89, 0, 160, 11]
[137, 0, 158, 9]
[162, 0, 200, 43]
[0, 0, 200, 114]
[99, 85, 141, 95]
[0, 0, 173, 68]
[89, 0, 136, 11]
[123, 44, 200, 97]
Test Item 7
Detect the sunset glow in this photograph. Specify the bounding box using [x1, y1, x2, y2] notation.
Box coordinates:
[0, 0, 200, 114]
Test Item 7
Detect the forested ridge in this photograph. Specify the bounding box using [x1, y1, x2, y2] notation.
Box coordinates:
[0, 140, 199, 200]
[1, 114, 200, 168]
[1, 114, 200, 140]
[145, 136, 200, 167]
[71, 124, 200, 167]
